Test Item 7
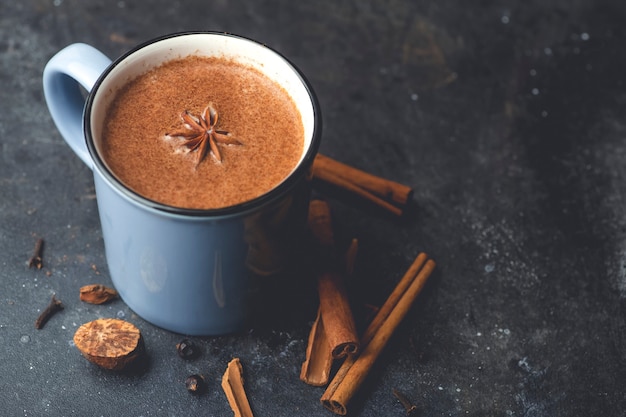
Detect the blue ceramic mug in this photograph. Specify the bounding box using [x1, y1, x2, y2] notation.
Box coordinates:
[43, 32, 322, 335]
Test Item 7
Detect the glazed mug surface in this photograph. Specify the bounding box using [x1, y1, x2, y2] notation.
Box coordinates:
[43, 32, 322, 335]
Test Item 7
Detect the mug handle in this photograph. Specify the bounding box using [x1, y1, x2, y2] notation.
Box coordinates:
[43, 43, 112, 170]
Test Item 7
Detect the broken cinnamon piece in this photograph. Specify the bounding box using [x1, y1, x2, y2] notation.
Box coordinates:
[300, 307, 333, 386]
[312, 154, 413, 216]
[73, 318, 143, 370]
[221, 358, 254, 417]
[321, 253, 435, 415]
[79, 284, 119, 304]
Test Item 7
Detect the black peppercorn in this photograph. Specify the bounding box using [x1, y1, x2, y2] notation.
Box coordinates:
[185, 374, 205, 394]
[176, 339, 197, 359]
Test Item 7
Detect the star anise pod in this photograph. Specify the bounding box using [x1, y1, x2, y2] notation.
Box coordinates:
[167, 103, 241, 165]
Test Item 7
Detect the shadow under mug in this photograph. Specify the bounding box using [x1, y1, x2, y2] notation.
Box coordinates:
[43, 32, 322, 335]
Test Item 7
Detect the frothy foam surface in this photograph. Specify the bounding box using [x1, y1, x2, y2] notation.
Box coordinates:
[102, 56, 304, 209]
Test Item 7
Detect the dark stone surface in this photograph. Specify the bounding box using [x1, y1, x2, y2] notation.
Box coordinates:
[1, 0, 626, 415]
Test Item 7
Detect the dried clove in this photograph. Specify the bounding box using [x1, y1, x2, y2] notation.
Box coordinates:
[392, 388, 417, 415]
[35, 294, 63, 329]
[185, 374, 206, 394]
[28, 238, 44, 269]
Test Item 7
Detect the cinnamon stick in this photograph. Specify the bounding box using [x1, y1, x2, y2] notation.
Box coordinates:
[319, 271, 359, 359]
[308, 200, 359, 358]
[359, 253, 429, 346]
[320, 253, 427, 402]
[301, 200, 359, 386]
[222, 358, 254, 417]
[300, 273, 359, 387]
[312, 154, 413, 216]
[321, 253, 436, 415]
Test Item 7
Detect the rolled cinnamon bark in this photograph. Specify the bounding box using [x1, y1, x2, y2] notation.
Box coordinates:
[318, 271, 359, 359]
[312, 154, 413, 216]
[300, 200, 360, 386]
[321, 254, 435, 415]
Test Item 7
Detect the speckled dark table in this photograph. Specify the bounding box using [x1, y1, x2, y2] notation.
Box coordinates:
[1, 1, 626, 416]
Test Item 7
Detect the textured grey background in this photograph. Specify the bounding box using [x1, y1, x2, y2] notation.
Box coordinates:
[1, 0, 626, 416]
